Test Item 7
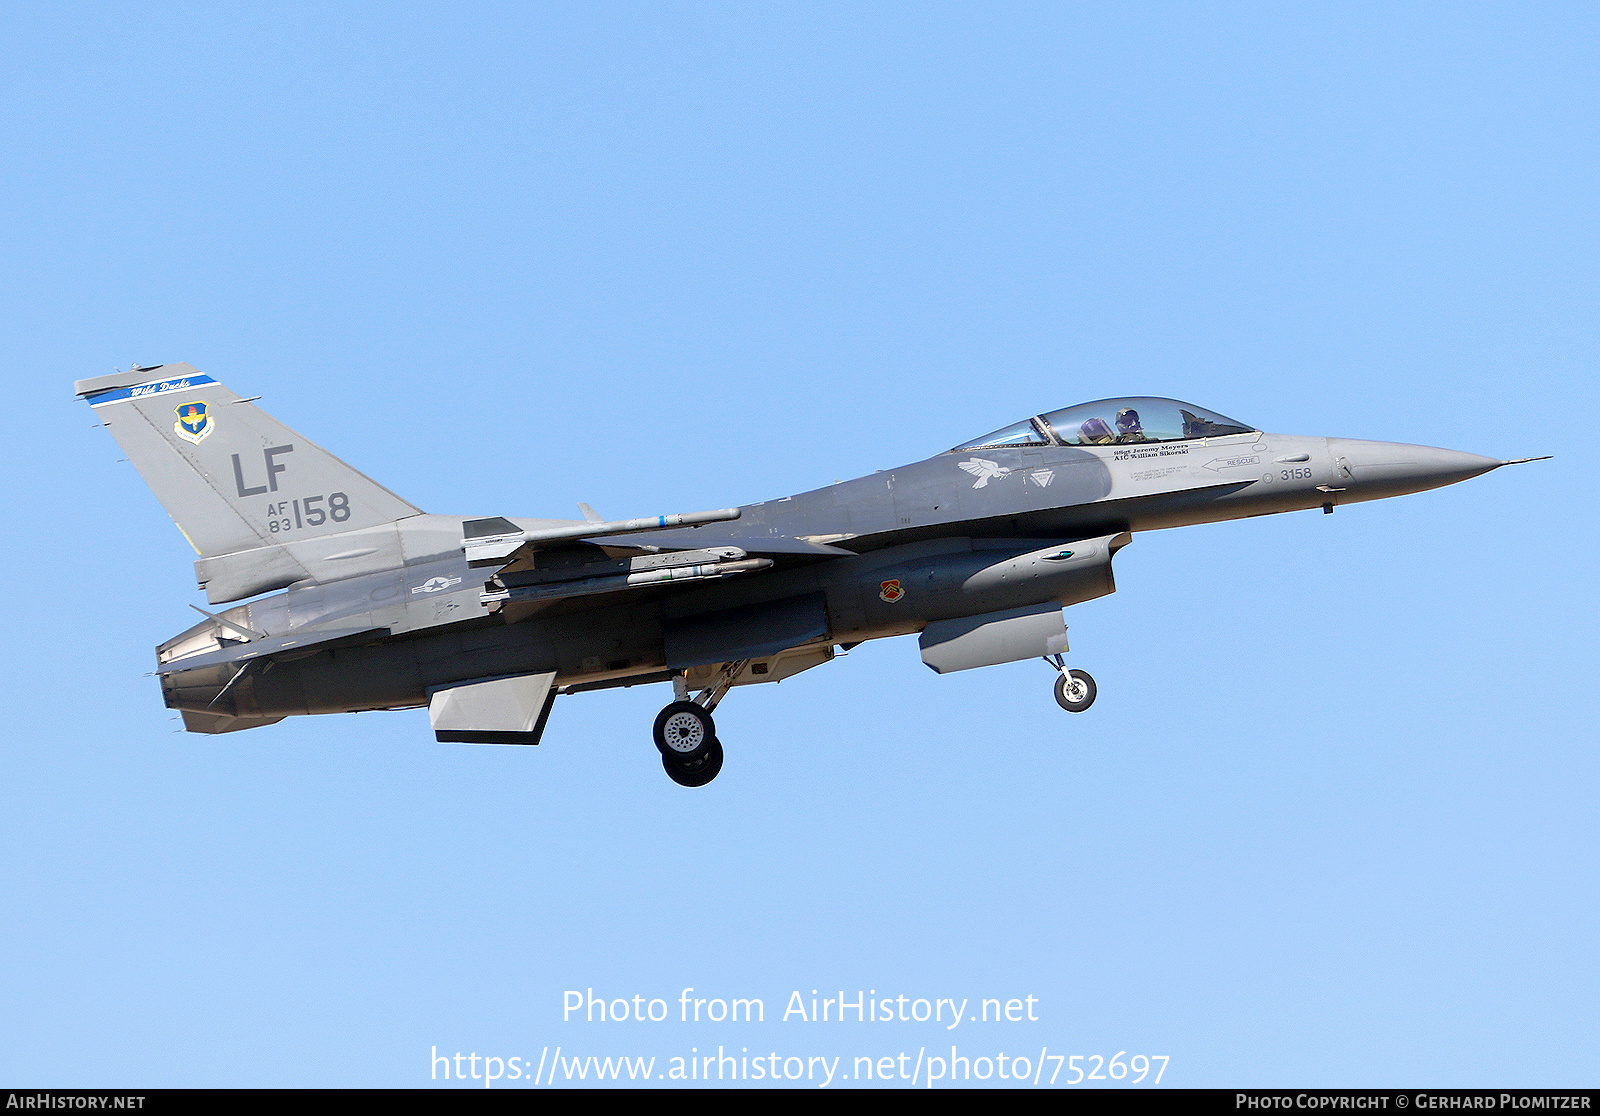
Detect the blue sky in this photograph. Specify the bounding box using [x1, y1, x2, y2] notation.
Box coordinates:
[2, 2, 1595, 1088]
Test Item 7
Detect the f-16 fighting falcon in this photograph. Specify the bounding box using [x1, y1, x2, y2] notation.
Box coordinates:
[77, 364, 1547, 786]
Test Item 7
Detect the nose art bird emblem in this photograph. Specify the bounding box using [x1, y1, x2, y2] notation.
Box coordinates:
[957, 458, 1012, 488]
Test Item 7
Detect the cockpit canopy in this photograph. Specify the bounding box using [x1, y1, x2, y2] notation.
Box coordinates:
[952, 397, 1255, 452]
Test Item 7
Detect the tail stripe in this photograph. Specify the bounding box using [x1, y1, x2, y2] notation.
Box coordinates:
[85, 372, 217, 406]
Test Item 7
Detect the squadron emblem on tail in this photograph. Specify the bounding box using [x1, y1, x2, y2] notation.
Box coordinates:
[174, 401, 212, 444]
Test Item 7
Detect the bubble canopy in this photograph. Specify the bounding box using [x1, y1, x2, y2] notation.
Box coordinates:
[952, 397, 1255, 451]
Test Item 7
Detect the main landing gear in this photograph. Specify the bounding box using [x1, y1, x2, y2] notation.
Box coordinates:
[653, 701, 723, 787]
[652, 660, 746, 787]
[1044, 654, 1096, 713]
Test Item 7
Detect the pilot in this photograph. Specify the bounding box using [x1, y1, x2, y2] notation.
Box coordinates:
[1114, 408, 1145, 443]
[1077, 416, 1115, 445]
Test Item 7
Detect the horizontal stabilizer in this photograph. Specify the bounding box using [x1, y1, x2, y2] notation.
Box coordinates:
[180, 710, 287, 734]
[158, 625, 389, 674]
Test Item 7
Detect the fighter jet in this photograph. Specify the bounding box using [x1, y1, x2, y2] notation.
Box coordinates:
[76, 365, 1547, 787]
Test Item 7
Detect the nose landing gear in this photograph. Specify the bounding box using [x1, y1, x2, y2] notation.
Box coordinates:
[1044, 654, 1096, 713]
[652, 660, 747, 787]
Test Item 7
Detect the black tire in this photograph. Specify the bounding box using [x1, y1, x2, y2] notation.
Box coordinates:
[1054, 669, 1097, 713]
[653, 701, 715, 761]
[662, 737, 724, 787]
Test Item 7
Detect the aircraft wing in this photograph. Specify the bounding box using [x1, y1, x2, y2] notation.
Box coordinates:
[462, 510, 854, 566]
[461, 510, 769, 614]
[462, 510, 745, 567]
[460, 507, 855, 618]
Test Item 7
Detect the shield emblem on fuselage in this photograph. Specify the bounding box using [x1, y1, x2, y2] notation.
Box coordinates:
[174, 401, 211, 444]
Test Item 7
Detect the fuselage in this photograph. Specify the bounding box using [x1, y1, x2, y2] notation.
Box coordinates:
[157, 424, 1503, 726]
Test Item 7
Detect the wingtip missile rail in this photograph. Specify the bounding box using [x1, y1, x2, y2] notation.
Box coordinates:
[481, 557, 774, 608]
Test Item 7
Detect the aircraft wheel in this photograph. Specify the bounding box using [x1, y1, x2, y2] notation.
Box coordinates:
[1054, 669, 1096, 713]
[653, 701, 715, 761]
[662, 737, 724, 788]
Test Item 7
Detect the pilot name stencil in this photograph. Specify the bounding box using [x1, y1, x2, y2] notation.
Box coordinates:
[1113, 445, 1190, 461]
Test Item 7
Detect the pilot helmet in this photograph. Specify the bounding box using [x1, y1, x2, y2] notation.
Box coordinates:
[1115, 408, 1142, 435]
[1078, 416, 1114, 444]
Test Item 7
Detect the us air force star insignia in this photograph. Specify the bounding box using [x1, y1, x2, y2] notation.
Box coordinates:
[957, 458, 1011, 488]
[879, 579, 904, 603]
[411, 576, 463, 594]
[174, 401, 212, 444]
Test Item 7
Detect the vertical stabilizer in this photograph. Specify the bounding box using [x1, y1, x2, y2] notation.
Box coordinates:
[76, 364, 422, 557]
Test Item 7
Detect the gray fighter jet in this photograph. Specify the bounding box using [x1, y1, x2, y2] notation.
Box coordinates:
[77, 365, 1546, 786]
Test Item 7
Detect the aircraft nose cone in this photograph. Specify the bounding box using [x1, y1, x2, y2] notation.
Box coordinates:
[1327, 438, 1503, 499]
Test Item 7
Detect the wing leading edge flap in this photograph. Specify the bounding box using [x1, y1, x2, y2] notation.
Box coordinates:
[157, 625, 390, 674]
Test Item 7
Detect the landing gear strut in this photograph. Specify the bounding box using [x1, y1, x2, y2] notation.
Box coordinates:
[1044, 654, 1096, 713]
[653, 660, 747, 787]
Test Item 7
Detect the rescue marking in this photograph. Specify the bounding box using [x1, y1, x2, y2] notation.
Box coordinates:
[1202, 454, 1261, 471]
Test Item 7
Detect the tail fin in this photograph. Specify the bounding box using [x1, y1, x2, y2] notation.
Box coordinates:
[76, 363, 421, 558]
